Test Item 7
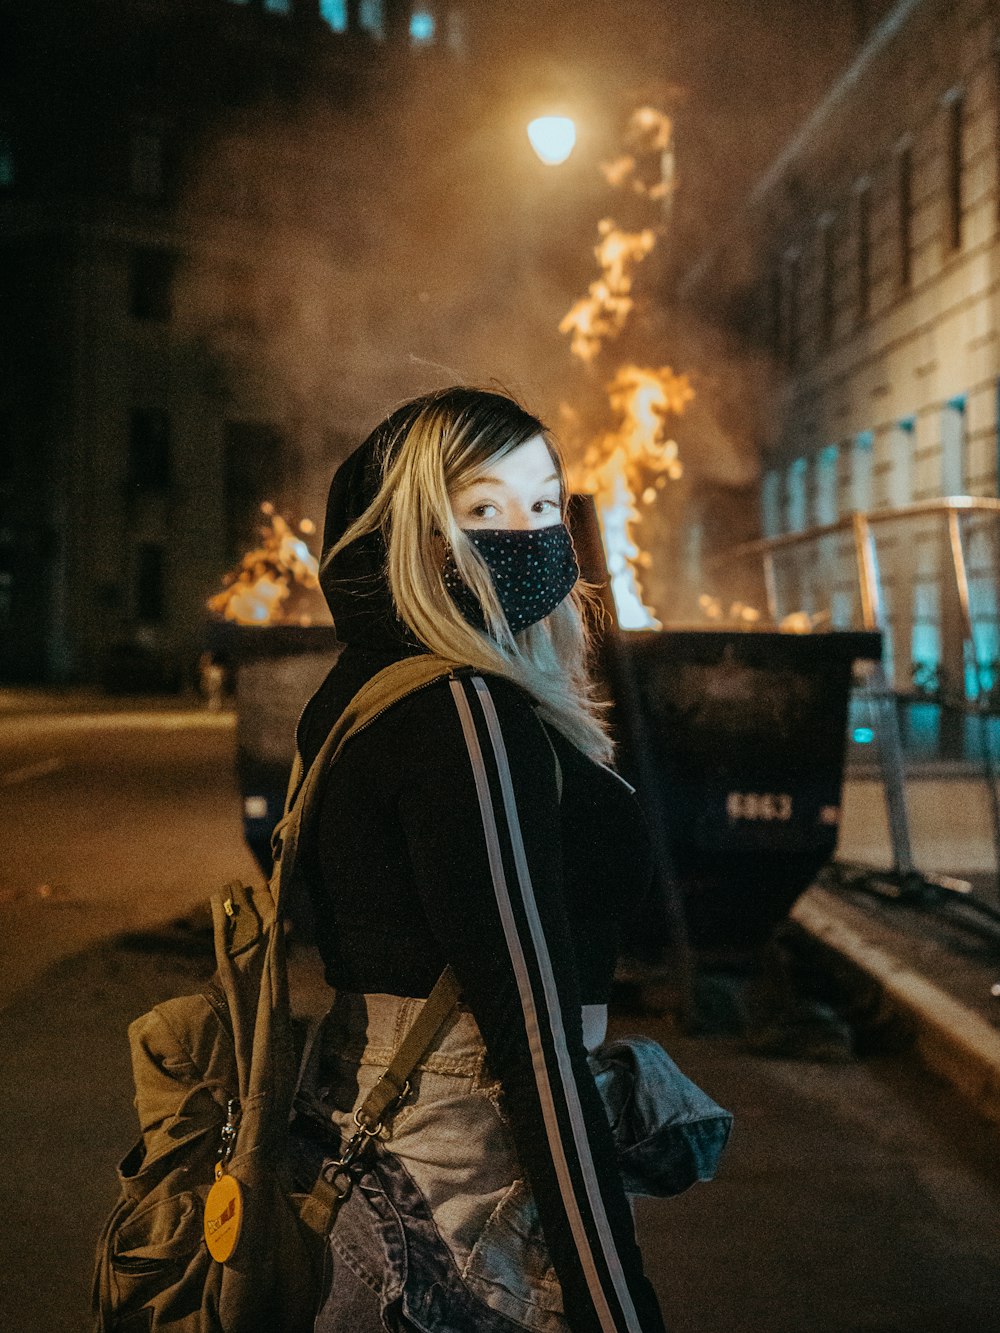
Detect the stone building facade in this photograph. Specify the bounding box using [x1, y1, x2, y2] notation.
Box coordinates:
[681, 0, 1000, 702]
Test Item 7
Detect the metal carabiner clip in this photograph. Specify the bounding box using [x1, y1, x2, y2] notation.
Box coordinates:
[218, 1097, 240, 1167]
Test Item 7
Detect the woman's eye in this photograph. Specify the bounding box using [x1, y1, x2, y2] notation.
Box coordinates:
[534, 498, 559, 512]
[472, 503, 498, 519]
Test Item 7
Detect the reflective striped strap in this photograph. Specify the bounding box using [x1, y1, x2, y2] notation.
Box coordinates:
[357, 965, 465, 1128]
[449, 673, 645, 1333]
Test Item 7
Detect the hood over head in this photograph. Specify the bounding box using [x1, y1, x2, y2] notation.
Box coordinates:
[319, 402, 425, 655]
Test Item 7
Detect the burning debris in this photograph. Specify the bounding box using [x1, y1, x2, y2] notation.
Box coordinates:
[559, 221, 658, 365]
[208, 504, 326, 627]
[698, 595, 761, 625]
[696, 595, 832, 634]
[601, 107, 675, 204]
[559, 108, 690, 629]
[569, 365, 693, 629]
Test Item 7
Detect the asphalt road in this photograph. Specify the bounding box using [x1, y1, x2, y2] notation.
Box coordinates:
[1, 711, 998, 1332]
[0, 710, 260, 1009]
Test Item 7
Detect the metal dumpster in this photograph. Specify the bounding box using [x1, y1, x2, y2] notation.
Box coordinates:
[611, 628, 882, 963]
[204, 621, 341, 876]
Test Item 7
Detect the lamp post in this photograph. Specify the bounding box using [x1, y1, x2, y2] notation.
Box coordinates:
[526, 115, 577, 166]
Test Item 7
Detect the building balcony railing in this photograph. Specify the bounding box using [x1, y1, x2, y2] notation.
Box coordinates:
[706, 497, 1000, 889]
[704, 496, 1000, 708]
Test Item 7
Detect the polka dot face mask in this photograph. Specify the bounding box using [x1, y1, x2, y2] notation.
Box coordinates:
[442, 524, 580, 634]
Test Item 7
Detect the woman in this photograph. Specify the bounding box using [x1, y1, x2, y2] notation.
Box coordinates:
[291, 386, 667, 1333]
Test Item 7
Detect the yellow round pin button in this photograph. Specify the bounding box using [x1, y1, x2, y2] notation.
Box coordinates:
[204, 1165, 243, 1263]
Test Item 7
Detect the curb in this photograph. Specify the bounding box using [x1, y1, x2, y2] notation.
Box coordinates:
[792, 884, 1000, 1129]
[2, 710, 236, 736]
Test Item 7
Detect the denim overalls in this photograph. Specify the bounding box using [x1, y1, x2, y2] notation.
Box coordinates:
[292, 989, 570, 1333]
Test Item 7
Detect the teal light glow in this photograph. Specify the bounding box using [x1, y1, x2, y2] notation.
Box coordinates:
[853, 727, 875, 744]
[360, 0, 385, 37]
[410, 10, 435, 41]
[320, 0, 348, 32]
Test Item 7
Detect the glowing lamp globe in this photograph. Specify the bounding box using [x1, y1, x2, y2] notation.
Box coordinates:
[527, 116, 577, 166]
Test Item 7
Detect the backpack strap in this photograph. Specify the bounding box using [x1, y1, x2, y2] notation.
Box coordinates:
[270, 654, 462, 918]
[273, 656, 467, 1237]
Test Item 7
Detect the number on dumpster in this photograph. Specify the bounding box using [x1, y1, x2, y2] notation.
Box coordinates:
[726, 792, 793, 822]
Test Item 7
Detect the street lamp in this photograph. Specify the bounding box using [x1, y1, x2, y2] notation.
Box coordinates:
[526, 116, 576, 166]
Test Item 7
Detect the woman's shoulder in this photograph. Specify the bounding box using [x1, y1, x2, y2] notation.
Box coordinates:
[366, 668, 553, 775]
[391, 666, 542, 729]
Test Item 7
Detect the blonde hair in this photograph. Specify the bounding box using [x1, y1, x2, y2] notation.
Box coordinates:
[325, 388, 613, 763]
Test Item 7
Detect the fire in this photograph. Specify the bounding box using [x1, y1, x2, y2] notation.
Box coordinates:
[559, 105, 689, 626]
[559, 220, 657, 365]
[698, 595, 761, 625]
[570, 366, 694, 629]
[696, 595, 830, 633]
[208, 504, 324, 626]
[601, 107, 674, 203]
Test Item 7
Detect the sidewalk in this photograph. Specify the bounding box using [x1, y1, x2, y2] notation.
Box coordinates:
[0, 685, 235, 731]
[791, 868, 1000, 1128]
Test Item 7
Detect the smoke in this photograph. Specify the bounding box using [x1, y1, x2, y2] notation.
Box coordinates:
[173, 83, 590, 522]
[171, 1, 859, 536]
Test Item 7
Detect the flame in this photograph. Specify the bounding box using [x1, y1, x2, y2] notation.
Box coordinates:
[699, 594, 761, 625]
[601, 109, 674, 202]
[559, 106, 686, 625]
[208, 506, 323, 626]
[626, 106, 673, 153]
[559, 220, 657, 364]
[569, 366, 694, 628]
[696, 595, 830, 633]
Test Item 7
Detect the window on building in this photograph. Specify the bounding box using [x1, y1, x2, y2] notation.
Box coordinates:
[945, 90, 964, 252]
[0, 132, 13, 189]
[224, 421, 284, 562]
[445, 6, 466, 55]
[941, 396, 966, 495]
[129, 128, 165, 199]
[130, 248, 175, 322]
[136, 543, 166, 624]
[852, 431, 874, 512]
[786, 457, 808, 532]
[319, 0, 348, 31]
[815, 445, 839, 525]
[818, 215, 835, 346]
[128, 409, 171, 490]
[855, 181, 871, 321]
[889, 418, 915, 508]
[360, 0, 385, 37]
[762, 470, 782, 537]
[410, 7, 436, 43]
[897, 142, 913, 290]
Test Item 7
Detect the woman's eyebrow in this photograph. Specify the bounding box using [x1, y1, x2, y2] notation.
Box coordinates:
[461, 471, 560, 488]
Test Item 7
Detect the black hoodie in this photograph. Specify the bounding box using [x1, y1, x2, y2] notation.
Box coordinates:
[298, 423, 665, 1333]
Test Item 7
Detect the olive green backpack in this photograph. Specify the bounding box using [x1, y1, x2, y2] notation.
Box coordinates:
[92, 655, 463, 1333]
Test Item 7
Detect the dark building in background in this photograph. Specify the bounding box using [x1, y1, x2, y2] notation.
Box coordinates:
[0, 0, 465, 686]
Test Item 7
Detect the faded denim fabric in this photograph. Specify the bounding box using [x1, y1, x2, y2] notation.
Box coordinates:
[293, 991, 731, 1333]
[590, 1037, 733, 1198]
[288, 1127, 528, 1333]
[296, 991, 570, 1333]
